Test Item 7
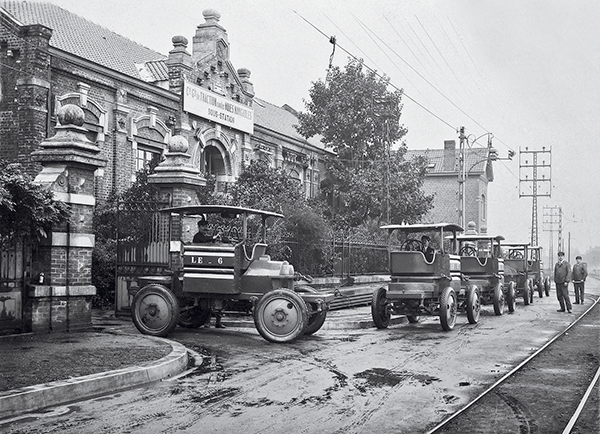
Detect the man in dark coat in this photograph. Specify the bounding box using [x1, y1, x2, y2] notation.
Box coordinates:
[553, 251, 572, 313]
[572, 255, 588, 304]
[193, 216, 217, 243]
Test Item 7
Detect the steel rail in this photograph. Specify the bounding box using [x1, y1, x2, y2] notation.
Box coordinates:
[425, 293, 600, 434]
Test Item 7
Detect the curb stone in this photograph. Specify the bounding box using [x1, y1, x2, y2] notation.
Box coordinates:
[0, 336, 188, 420]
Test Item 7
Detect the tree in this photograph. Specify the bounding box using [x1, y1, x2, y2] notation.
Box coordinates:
[0, 161, 70, 249]
[297, 58, 433, 228]
[227, 159, 334, 275]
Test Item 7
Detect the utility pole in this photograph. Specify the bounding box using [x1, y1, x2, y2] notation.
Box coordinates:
[458, 126, 466, 229]
[519, 147, 552, 247]
[373, 96, 396, 224]
[543, 205, 561, 264]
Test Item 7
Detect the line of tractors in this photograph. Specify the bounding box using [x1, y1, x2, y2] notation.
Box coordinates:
[128, 206, 551, 343]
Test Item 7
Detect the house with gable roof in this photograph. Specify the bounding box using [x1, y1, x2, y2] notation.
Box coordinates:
[407, 139, 496, 233]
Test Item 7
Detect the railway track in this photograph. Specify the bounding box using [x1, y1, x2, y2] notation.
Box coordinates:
[426, 281, 600, 434]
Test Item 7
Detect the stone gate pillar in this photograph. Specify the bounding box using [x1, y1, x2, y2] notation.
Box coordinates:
[148, 135, 206, 270]
[28, 104, 106, 333]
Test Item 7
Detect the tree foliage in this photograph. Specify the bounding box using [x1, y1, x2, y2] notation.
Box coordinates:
[296, 58, 433, 228]
[226, 159, 334, 274]
[0, 161, 70, 249]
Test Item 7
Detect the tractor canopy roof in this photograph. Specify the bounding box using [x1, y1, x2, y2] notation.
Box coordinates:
[160, 205, 284, 220]
[457, 234, 505, 242]
[380, 223, 464, 234]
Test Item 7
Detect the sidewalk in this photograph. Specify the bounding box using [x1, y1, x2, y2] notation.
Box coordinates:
[0, 304, 401, 420]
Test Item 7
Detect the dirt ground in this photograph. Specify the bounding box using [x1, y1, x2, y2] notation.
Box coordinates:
[1, 280, 598, 434]
[0, 330, 171, 391]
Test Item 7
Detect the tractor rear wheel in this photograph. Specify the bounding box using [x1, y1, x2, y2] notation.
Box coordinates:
[254, 289, 308, 343]
[295, 286, 328, 335]
[132, 284, 179, 337]
[371, 286, 390, 329]
[178, 305, 211, 328]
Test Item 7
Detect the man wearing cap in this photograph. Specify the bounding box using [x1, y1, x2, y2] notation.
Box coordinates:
[553, 251, 572, 313]
[421, 235, 436, 262]
[572, 255, 588, 304]
[193, 216, 218, 243]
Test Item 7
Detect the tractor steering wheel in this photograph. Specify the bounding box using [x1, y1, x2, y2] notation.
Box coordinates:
[460, 245, 477, 256]
[401, 239, 423, 252]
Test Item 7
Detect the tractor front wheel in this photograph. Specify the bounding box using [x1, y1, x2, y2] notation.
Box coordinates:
[466, 285, 481, 324]
[506, 282, 516, 313]
[440, 287, 457, 331]
[493, 283, 505, 315]
[254, 289, 308, 343]
[132, 284, 179, 337]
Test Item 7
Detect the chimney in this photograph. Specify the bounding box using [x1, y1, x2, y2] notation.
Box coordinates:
[443, 140, 456, 172]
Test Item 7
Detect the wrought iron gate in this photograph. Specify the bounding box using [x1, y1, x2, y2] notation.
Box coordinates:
[115, 200, 171, 314]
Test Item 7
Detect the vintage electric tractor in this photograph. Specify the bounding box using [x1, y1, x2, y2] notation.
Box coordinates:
[371, 223, 464, 331]
[130, 205, 335, 343]
[456, 234, 512, 320]
[502, 242, 551, 305]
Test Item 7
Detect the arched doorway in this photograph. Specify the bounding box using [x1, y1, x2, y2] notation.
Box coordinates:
[204, 142, 226, 176]
[202, 139, 233, 192]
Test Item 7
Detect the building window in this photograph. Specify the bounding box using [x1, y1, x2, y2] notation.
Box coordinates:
[481, 193, 487, 221]
[136, 147, 160, 174]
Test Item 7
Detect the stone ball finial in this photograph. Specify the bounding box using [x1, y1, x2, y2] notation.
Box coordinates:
[203, 9, 221, 22]
[465, 221, 478, 235]
[57, 104, 85, 127]
[169, 135, 189, 153]
[171, 35, 188, 47]
[237, 67, 251, 78]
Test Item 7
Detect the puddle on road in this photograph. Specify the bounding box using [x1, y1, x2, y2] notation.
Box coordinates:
[354, 368, 441, 391]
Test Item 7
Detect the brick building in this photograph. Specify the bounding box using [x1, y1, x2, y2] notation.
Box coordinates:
[407, 139, 496, 233]
[0, 1, 328, 332]
[0, 1, 498, 332]
[0, 2, 327, 200]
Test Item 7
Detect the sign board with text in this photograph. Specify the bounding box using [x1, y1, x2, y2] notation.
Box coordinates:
[183, 81, 254, 134]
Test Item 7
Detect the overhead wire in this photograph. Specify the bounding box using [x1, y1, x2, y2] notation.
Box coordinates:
[302, 10, 518, 156]
[346, 12, 419, 91]
[293, 9, 456, 130]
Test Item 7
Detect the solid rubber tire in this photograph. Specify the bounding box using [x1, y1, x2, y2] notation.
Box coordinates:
[439, 287, 457, 331]
[254, 289, 308, 343]
[295, 286, 328, 335]
[132, 284, 179, 337]
[371, 286, 390, 329]
[523, 279, 531, 305]
[466, 285, 481, 324]
[493, 283, 505, 316]
[178, 305, 211, 328]
[506, 281, 516, 313]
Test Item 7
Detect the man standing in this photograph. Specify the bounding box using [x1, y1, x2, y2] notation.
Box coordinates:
[572, 255, 588, 304]
[553, 251, 572, 313]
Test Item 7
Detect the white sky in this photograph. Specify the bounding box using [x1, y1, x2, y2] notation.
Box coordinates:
[42, 0, 600, 259]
